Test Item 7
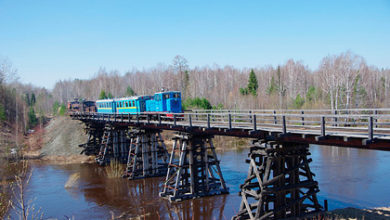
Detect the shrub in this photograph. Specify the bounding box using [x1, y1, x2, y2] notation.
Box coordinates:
[183, 97, 212, 110]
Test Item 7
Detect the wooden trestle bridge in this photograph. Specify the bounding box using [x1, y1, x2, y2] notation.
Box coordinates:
[70, 108, 390, 220]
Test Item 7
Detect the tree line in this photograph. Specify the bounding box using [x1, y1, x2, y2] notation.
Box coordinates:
[50, 51, 390, 111]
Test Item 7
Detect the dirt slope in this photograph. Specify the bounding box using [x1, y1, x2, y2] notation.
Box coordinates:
[41, 116, 87, 156]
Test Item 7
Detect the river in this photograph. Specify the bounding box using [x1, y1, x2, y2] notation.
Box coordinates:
[8, 145, 390, 219]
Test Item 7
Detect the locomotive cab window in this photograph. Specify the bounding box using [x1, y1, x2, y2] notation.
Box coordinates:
[174, 93, 180, 98]
[163, 94, 169, 99]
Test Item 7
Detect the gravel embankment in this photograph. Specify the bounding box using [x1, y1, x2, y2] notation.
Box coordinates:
[41, 117, 88, 156]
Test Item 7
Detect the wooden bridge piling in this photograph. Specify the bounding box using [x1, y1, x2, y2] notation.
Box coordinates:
[159, 133, 229, 202]
[232, 140, 322, 220]
[124, 129, 169, 180]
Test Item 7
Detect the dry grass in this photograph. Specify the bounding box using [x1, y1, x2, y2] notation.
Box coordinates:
[105, 159, 125, 179]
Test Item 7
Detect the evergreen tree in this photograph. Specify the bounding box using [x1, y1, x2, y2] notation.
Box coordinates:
[107, 92, 113, 99]
[52, 101, 60, 115]
[266, 76, 277, 95]
[306, 86, 317, 103]
[25, 93, 30, 106]
[58, 104, 67, 116]
[0, 103, 6, 121]
[28, 107, 38, 129]
[247, 69, 258, 96]
[126, 86, 136, 96]
[293, 94, 305, 109]
[239, 88, 249, 95]
[99, 90, 107, 99]
[31, 93, 36, 105]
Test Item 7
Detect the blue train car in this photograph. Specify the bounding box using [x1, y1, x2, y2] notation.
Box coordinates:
[96, 91, 182, 115]
[115, 96, 152, 114]
[96, 99, 116, 114]
[146, 91, 182, 114]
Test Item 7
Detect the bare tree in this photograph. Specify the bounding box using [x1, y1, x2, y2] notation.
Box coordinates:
[172, 55, 189, 98]
[9, 161, 43, 220]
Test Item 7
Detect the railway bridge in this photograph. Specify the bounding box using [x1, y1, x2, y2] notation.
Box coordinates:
[70, 108, 390, 219]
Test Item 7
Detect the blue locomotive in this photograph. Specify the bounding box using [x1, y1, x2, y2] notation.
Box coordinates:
[96, 91, 182, 115]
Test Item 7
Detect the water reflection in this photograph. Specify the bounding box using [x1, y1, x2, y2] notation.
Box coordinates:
[18, 146, 390, 219]
[310, 145, 390, 209]
[52, 163, 230, 219]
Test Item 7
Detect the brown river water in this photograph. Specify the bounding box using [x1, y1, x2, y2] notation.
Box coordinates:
[7, 145, 390, 219]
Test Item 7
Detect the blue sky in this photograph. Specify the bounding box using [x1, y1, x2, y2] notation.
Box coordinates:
[0, 0, 389, 89]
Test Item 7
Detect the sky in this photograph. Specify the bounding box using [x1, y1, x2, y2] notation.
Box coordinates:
[0, 0, 389, 89]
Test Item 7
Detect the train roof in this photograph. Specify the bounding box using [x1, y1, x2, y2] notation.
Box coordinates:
[114, 95, 152, 101]
[96, 99, 114, 103]
[154, 91, 181, 94]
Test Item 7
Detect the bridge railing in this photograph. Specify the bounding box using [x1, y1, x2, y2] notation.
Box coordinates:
[69, 110, 390, 140]
[188, 108, 390, 116]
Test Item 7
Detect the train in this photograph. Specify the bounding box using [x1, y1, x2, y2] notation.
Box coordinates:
[96, 90, 182, 116]
[67, 99, 97, 113]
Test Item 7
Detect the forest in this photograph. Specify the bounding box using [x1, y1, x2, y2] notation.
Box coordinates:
[51, 51, 390, 111]
[1, 51, 390, 147]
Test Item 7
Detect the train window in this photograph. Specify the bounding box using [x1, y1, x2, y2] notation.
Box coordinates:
[174, 93, 180, 98]
[163, 94, 169, 99]
[132, 101, 134, 106]
[155, 95, 161, 101]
